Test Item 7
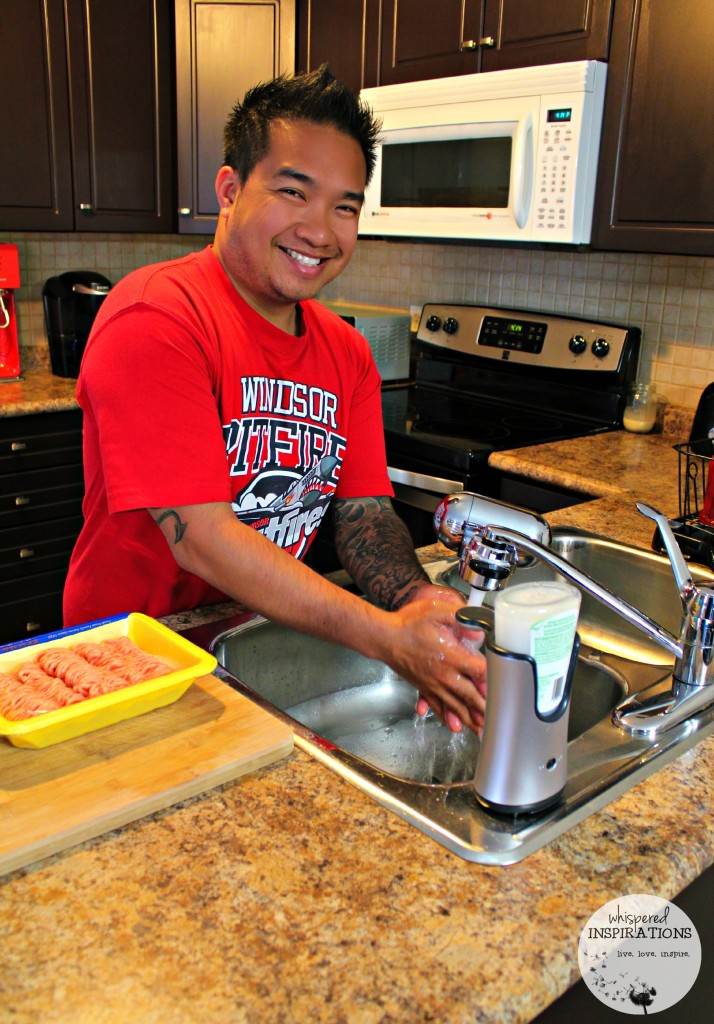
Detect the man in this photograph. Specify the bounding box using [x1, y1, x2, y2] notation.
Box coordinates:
[64, 67, 486, 732]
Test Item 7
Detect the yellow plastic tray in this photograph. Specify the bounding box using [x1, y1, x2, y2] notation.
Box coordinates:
[0, 613, 217, 748]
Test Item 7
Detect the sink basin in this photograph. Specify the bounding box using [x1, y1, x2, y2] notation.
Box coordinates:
[211, 617, 626, 785]
[182, 527, 714, 864]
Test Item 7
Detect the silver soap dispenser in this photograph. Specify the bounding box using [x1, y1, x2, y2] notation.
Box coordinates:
[473, 581, 581, 816]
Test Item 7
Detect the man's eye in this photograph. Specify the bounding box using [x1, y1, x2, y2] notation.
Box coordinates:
[337, 204, 359, 216]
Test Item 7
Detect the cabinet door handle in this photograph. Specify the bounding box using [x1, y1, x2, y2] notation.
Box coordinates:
[461, 36, 495, 49]
[79, 203, 93, 211]
[19, 547, 35, 559]
[15, 495, 30, 506]
[178, 207, 192, 216]
[25, 622, 41, 633]
[10, 441, 27, 452]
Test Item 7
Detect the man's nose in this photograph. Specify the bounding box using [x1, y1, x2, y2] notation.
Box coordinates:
[295, 202, 334, 246]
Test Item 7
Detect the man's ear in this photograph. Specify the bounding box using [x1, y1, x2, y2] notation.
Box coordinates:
[215, 166, 239, 214]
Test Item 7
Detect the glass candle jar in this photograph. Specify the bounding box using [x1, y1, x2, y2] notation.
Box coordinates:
[623, 380, 658, 434]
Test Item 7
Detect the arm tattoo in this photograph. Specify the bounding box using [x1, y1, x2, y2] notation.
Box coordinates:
[152, 508, 188, 545]
[331, 496, 430, 610]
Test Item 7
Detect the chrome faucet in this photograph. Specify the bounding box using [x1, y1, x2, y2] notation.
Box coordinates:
[434, 493, 714, 737]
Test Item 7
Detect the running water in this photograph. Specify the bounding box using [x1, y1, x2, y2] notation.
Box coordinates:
[288, 681, 480, 784]
[469, 586, 486, 607]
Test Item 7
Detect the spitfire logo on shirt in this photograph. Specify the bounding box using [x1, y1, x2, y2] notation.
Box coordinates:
[223, 376, 346, 558]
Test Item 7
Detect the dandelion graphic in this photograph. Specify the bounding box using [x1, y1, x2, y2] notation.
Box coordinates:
[583, 948, 658, 1013]
[627, 979, 657, 1015]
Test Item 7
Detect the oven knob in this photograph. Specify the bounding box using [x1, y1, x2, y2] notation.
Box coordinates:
[592, 337, 610, 359]
[569, 334, 587, 355]
[443, 317, 459, 335]
[425, 314, 442, 332]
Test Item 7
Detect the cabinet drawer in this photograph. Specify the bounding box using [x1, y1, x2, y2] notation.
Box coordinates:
[0, 409, 80, 442]
[0, 411, 83, 468]
[3, 461, 84, 497]
[0, 468, 84, 522]
[0, 443, 83, 474]
[0, 491, 84, 532]
[0, 590, 65, 645]
[0, 530, 79, 580]
[0, 515, 84, 549]
[0, 567, 70, 603]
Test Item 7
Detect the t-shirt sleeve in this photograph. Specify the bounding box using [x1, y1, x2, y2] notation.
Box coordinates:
[79, 304, 232, 513]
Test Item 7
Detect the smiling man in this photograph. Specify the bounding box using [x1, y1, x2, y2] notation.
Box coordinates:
[63, 66, 486, 733]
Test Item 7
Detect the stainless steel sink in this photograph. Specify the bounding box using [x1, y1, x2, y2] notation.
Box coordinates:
[182, 527, 714, 864]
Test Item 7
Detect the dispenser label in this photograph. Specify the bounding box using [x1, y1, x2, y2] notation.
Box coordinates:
[531, 609, 577, 714]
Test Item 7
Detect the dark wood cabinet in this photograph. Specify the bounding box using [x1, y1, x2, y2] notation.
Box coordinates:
[592, 0, 714, 255]
[296, 0, 381, 94]
[175, 0, 296, 234]
[0, 411, 84, 644]
[296, 0, 613, 90]
[0, 0, 73, 231]
[0, 0, 174, 233]
[480, 0, 613, 72]
[378, 0, 485, 85]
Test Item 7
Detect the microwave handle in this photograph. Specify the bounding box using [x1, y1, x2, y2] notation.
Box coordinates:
[512, 112, 534, 230]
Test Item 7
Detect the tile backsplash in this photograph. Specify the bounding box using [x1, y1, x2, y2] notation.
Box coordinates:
[3, 230, 714, 410]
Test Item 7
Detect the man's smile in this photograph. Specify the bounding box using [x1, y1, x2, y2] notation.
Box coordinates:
[280, 246, 329, 267]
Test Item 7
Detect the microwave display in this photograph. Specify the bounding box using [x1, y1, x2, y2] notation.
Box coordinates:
[380, 137, 512, 208]
[547, 107, 573, 123]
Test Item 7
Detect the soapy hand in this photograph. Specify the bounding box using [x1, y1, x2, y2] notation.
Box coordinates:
[387, 585, 487, 734]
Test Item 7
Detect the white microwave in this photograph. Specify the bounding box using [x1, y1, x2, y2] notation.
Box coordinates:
[359, 60, 607, 245]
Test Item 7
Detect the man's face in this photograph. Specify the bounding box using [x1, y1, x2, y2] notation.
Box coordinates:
[214, 119, 367, 330]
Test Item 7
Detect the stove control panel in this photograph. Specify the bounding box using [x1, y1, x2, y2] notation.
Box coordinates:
[417, 303, 637, 373]
[479, 315, 547, 354]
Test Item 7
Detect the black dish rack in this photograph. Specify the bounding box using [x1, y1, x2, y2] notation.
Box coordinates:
[652, 440, 714, 569]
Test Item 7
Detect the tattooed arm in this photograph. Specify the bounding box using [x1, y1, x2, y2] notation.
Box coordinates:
[149, 499, 486, 732]
[331, 496, 434, 610]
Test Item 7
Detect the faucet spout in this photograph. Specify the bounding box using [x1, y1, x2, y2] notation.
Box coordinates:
[485, 526, 683, 660]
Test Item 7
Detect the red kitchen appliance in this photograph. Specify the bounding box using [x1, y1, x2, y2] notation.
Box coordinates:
[0, 243, 21, 381]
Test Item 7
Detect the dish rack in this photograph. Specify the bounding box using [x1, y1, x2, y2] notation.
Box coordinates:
[652, 441, 714, 568]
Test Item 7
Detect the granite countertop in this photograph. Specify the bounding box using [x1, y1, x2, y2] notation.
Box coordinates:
[1, 411, 713, 1024]
[0, 367, 79, 416]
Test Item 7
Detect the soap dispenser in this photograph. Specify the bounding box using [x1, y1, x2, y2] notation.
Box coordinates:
[474, 581, 581, 816]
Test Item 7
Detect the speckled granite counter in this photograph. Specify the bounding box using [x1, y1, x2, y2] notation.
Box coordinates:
[0, 367, 79, 416]
[1, 422, 713, 1024]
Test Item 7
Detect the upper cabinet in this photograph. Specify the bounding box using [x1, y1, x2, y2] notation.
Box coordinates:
[296, 0, 381, 95]
[0, 0, 174, 233]
[175, 0, 296, 234]
[297, 0, 613, 88]
[592, 0, 714, 255]
[480, 0, 613, 72]
[378, 0, 486, 84]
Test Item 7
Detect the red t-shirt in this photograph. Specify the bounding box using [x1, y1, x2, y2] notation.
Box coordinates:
[63, 246, 393, 625]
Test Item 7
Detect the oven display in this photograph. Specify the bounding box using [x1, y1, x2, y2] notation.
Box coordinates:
[478, 316, 547, 353]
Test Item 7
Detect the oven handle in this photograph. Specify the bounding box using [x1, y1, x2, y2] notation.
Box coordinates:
[387, 466, 462, 495]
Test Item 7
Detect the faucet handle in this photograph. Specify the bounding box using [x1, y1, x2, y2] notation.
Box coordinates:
[636, 501, 693, 597]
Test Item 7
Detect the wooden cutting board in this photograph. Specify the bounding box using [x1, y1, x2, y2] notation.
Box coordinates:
[0, 673, 293, 876]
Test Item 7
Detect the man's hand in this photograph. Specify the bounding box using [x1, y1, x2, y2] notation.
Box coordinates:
[383, 585, 487, 733]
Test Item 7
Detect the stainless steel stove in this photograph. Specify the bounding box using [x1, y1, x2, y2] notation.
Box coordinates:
[383, 303, 641, 546]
